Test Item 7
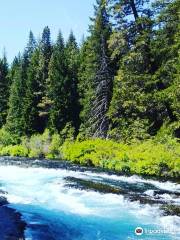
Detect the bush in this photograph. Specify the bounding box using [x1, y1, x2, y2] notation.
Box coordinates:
[0, 127, 179, 179]
[0, 127, 19, 146]
[26, 129, 62, 159]
[62, 139, 129, 167]
[62, 138, 180, 178]
[59, 122, 75, 142]
[10, 145, 29, 157]
[0, 145, 12, 156]
[46, 133, 62, 159]
[28, 130, 51, 158]
[156, 122, 180, 143]
[0, 145, 28, 157]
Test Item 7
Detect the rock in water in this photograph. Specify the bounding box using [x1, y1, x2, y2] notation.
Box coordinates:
[0, 196, 26, 240]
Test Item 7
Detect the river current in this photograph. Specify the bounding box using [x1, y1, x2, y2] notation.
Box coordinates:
[0, 159, 179, 240]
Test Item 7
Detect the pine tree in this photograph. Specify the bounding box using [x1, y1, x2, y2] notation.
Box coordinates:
[8, 55, 21, 85]
[79, 0, 113, 138]
[0, 54, 9, 127]
[24, 48, 42, 134]
[108, 0, 180, 141]
[6, 53, 28, 137]
[40, 26, 52, 82]
[152, 0, 180, 135]
[108, 0, 155, 140]
[78, 38, 97, 137]
[47, 31, 68, 131]
[26, 31, 36, 57]
[91, 36, 113, 138]
[2, 1, 179, 142]
[38, 26, 52, 129]
[6, 31, 36, 136]
[65, 31, 80, 132]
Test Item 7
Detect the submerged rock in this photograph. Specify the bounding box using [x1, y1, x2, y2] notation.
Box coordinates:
[0, 194, 26, 240]
[161, 204, 180, 216]
[0, 196, 8, 206]
[0, 206, 26, 240]
[65, 177, 179, 207]
[65, 176, 127, 194]
[127, 194, 165, 205]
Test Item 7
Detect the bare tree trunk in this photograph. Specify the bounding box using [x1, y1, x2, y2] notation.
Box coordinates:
[90, 36, 113, 138]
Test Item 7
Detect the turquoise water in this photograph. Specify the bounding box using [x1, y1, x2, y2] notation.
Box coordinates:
[0, 165, 179, 240]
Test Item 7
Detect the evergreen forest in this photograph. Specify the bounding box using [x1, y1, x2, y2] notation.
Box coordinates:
[0, 0, 179, 179]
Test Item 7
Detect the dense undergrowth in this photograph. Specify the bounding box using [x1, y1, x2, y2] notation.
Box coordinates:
[0, 127, 179, 179]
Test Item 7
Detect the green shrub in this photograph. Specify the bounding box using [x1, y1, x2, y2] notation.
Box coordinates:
[46, 133, 62, 159]
[62, 139, 129, 168]
[60, 122, 75, 142]
[0, 127, 19, 146]
[62, 138, 180, 178]
[155, 122, 180, 143]
[10, 145, 28, 157]
[0, 145, 12, 156]
[0, 145, 28, 157]
[0, 126, 179, 179]
[27, 129, 63, 159]
[28, 135, 44, 158]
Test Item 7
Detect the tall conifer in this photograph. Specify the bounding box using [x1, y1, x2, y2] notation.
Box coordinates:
[0, 54, 9, 127]
[79, 0, 113, 138]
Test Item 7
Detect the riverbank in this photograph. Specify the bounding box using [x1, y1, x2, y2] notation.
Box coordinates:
[0, 132, 180, 180]
[0, 155, 179, 183]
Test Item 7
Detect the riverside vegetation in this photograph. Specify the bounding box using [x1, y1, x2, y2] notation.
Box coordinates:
[0, 127, 179, 179]
[0, 0, 179, 179]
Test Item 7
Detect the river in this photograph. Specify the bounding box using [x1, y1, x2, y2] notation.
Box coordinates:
[0, 158, 179, 240]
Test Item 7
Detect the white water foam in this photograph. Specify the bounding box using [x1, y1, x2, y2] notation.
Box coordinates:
[84, 172, 180, 192]
[0, 165, 179, 240]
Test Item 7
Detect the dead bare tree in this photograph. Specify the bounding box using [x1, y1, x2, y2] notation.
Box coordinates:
[90, 36, 113, 138]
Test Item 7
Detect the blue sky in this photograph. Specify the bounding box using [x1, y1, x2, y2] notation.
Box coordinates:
[0, 0, 95, 63]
